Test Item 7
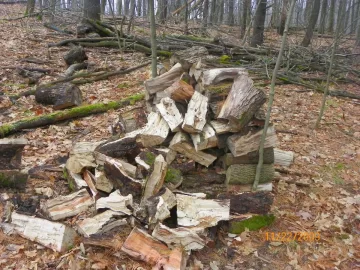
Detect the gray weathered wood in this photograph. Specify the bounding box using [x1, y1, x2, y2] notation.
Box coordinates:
[156, 97, 184, 132]
[96, 190, 133, 215]
[94, 169, 114, 193]
[182, 91, 208, 133]
[0, 138, 28, 170]
[190, 124, 218, 151]
[139, 112, 170, 147]
[274, 148, 294, 167]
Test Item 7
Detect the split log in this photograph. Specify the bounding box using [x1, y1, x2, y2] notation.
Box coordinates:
[96, 190, 133, 215]
[155, 98, 184, 132]
[274, 148, 294, 167]
[118, 106, 147, 133]
[121, 227, 187, 269]
[63, 46, 88, 66]
[42, 189, 94, 220]
[77, 210, 128, 237]
[145, 63, 184, 95]
[0, 170, 29, 189]
[63, 62, 88, 77]
[152, 223, 206, 251]
[218, 191, 274, 215]
[176, 194, 230, 227]
[200, 68, 246, 88]
[190, 123, 218, 151]
[226, 183, 273, 193]
[227, 126, 278, 157]
[35, 83, 83, 110]
[10, 212, 77, 252]
[182, 91, 208, 133]
[221, 148, 274, 168]
[95, 128, 143, 159]
[169, 132, 217, 167]
[138, 112, 170, 147]
[217, 74, 267, 129]
[67, 171, 88, 190]
[0, 138, 27, 170]
[155, 80, 195, 104]
[209, 120, 240, 134]
[170, 46, 208, 70]
[94, 169, 113, 193]
[226, 164, 274, 185]
[104, 157, 144, 199]
[142, 155, 168, 202]
[83, 170, 98, 197]
[205, 82, 233, 117]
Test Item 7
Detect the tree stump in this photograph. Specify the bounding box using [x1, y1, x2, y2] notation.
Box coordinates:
[63, 46, 88, 66]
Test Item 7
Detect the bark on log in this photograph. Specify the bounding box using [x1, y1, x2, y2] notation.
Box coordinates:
[63, 46, 88, 66]
[200, 68, 246, 88]
[274, 148, 294, 167]
[170, 46, 208, 70]
[0, 170, 28, 189]
[226, 164, 275, 185]
[121, 227, 187, 269]
[182, 91, 208, 133]
[63, 62, 88, 77]
[190, 123, 218, 151]
[226, 182, 273, 193]
[10, 212, 77, 252]
[154, 80, 195, 104]
[221, 148, 274, 168]
[217, 74, 267, 129]
[227, 126, 278, 157]
[209, 120, 240, 134]
[96, 190, 133, 215]
[118, 106, 147, 133]
[218, 191, 274, 214]
[0, 138, 27, 170]
[155, 98, 184, 132]
[42, 189, 94, 221]
[94, 169, 114, 193]
[169, 132, 217, 167]
[35, 83, 83, 110]
[139, 112, 170, 147]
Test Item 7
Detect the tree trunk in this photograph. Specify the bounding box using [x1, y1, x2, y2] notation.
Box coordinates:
[203, 0, 209, 27]
[327, 0, 336, 33]
[240, 0, 250, 39]
[278, 0, 288, 35]
[301, 0, 321, 47]
[158, 0, 168, 23]
[270, 0, 278, 28]
[209, 0, 217, 24]
[142, 0, 147, 16]
[25, 0, 36, 15]
[124, 0, 130, 15]
[101, 0, 106, 14]
[137, 0, 142, 16]
[250, 0, 267, 47]
[318, 0, 328, 34]
[357, 1, 360, 46]
[117, 0, 122, 15]
[227, 0, 234, 25]
[83, 0, 101, 21]
[184, 0, 189, 34]
[304, 0, 313, 22]
[149, 0, 157, 78]
[218, 0, 224, 24]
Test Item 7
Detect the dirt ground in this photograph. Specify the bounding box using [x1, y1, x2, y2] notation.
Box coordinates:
[0, 4, 359, 270]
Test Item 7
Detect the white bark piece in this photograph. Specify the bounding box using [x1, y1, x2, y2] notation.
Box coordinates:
[94, 169, 114, 193]
[142, 155, 168, 202]
[209, 120, 240, 134]
[10, 212, 77, 252]
[201, 68, 246, 86]
[152, 223, 206, 251]
[77, 210, 128, 237]
[169, 132, 216, 167]
[176, 194, 230, 227]
[68, 171, 88, 189]
[227, 126, 278, 157]
[135, 156, 151, 170]
[227, 183, 273, 193]
[43, 189, 94, 221]
[96, 190, 133, 215]
[139, 112, 170, 147]
[145, 188, 177, 225]
[274, 148, 294, 167]
[83, 170, 98, 197]
[191, 124, 218, 151]
[182, 91, 208, 133]
[156, 97, 184, 132]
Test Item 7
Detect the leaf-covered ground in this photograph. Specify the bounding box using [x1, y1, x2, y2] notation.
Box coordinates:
[0, 4, 359, 270]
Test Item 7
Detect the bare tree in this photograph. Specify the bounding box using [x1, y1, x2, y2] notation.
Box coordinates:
[318, 0, 328, 34]
[240, 0, 250, 38]
[250, 0, 267, 47]
[203, 0, 209, 27]
[327, 0, 336, 33]
[301, 0, 321, 47]
[25, 0, 36, 15]
[210, 0, 217, 24]
[149, 0, 157, 78]
[83, 0, 101, 20]
[117, 0, 122, 15]
[278, 0, 288, 35]
[228, 0, 234, 25]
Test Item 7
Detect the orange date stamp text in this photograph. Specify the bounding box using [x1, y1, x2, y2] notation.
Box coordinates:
[262, 231, 321, 242]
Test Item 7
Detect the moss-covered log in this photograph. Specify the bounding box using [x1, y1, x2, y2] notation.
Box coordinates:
[0, 94, 144, 138]
[226, 164, 274, 185]
[228, 214, 275, 234]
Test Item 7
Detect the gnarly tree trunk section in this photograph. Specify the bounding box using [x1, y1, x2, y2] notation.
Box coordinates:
[250, 0, 267, 47]
[301, 0, 321, 47]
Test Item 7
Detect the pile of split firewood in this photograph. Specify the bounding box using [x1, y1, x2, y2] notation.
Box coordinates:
[0, 47, 294, 269]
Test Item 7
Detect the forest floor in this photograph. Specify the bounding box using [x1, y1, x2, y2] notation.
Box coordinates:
[0, 4, 360, 270]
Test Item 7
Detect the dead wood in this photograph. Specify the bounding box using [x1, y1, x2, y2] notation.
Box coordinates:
[0, 138, 28, 170]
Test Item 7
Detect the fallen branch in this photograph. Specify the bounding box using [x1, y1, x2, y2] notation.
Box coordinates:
[0, 94, 144, 138]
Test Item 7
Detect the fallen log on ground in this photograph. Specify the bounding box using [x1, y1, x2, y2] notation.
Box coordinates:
[0, 93, 144, 138]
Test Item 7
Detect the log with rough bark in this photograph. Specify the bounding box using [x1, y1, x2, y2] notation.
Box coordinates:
[200, 68, 246, 89]
[35, 83, 83, 110]
[209, 120, 240, 134]
[152, 223, 206, 251]
[145, 63, 184, 95]
[10, 212, 77, 252]
[218, 191, 274, 215]
[227, 126, 278, 157]
[142, 155, 168, 202]
[0, 170, 29, 189]
[190, 123, 218, 151]
[121, 227, 187, 269]
[104, 156, 144, 199]
[221, 148, 274, 168]
[42, 189, 94, 220]
[63, 62, 88, 77]
[77, 210, 128, 237]
[217, 74, 267, 129]
[138, 112, 170, 147]
[63, 46, 88, 66]
[176, 194, 230, 228]
[169, 132, 217, 167]
[274, 148, 294, 167]
[182, 91, 208, 133]
[170, 46, 208, 70]
[0, 138, 27, 170]
[155, 80, 195, 104]
[155, 98, 184, 132]
[96, 190, 133, 215]
[0, 93, 145, 138]
[94, 169, 113, 193]
[226, 164, 275, 185]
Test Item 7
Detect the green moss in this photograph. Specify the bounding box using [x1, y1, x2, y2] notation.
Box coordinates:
[229, 214, 275, 234]
[219, 55, 231, 64]
[165, 167, 182, 183]
[158, 51, 172, 58]
[145, 152, 156, 166]
[117, 82, 130, 88]
[0, 172, 28, 189]
[206, 82, 233, 94]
